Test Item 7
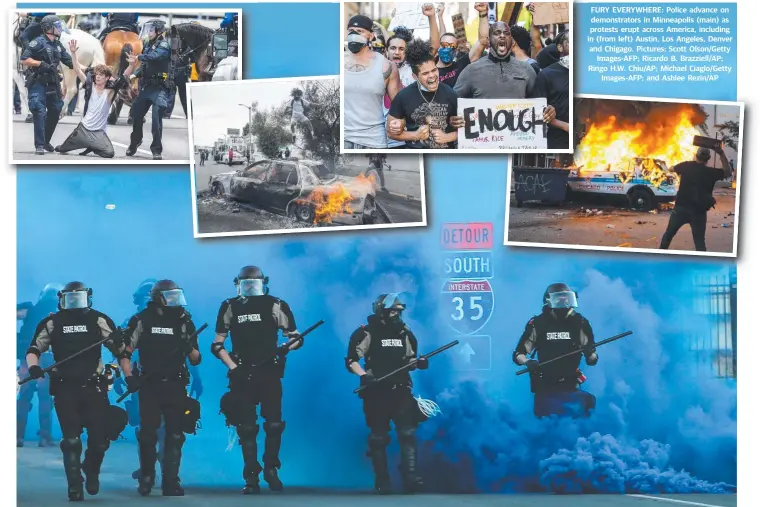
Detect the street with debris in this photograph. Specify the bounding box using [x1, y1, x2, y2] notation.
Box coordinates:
[508, 187, 736, 253]
[12, 93, 190, 162]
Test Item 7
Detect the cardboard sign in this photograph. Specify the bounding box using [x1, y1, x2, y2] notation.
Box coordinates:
[532, 2, 570, 25]
[457, 98, 548, 150]
[452, 13, 466, 46]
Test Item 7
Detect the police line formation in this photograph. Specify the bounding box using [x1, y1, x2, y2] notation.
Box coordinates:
[19, 265, 628, 501]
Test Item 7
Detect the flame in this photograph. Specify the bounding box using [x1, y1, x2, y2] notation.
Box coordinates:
[311, 184, 355, 223]
[574, 106, 704, 187]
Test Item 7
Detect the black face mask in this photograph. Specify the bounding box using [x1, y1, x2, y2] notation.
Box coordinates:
[347, 31, 368, 54]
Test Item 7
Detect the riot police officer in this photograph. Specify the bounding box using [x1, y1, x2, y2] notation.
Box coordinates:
[17, 283, 61, 448]
[345, 293, 428, 494]
[24, 282, 125, 501]
[119, 280, 201, 497]
[513, 283, 598, 418]
[212, 266, 301, 494]
[19, 12, 54, 46]
[20, 15, 74, 155]
[98, 12, 139, 43]
[126, 19, 171, 160]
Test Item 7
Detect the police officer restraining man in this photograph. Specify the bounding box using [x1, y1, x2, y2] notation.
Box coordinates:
[118, 280, 201, 497]
[212, 266, 302, 494]
[20, 15, 74, 155]
[98, 13, 139, 43]
[24, 282, 125, 501]
[513, 283, 598, 418]
[125, 19, 171, 160]
[346, 293, 428, 495]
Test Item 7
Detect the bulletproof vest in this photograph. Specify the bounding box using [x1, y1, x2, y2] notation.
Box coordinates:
[228, 296, 280, 365]
[48, 309, 103, 379]
[532, 311, 584, 382]
[364, 317, 413, 384]
[135, 307, 188, 377]
[141, 39, 170, 76]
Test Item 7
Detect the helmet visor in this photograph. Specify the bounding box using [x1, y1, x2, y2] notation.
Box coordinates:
[139, 22, 162, 39]
[381, 291, 412, 311]
[238, 279, 265, 297]
[161, 289, 187, 307]
[62, 291, 89, 310]
[548, 291, 578, 309]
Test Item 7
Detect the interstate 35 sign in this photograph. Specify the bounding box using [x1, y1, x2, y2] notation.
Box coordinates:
[440, 279, 494, 335]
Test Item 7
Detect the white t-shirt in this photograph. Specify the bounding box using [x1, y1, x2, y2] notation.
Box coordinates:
[82, 88, 111, 132]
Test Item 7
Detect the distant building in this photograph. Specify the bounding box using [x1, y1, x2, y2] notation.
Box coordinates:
[691, 266, 737, 379]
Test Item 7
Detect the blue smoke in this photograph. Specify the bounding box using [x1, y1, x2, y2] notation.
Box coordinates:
[16, 158, 736, 493]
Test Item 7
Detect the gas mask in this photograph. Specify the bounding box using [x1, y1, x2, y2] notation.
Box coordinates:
[438, 47, 455, 64]
[347, 31, 368, 54]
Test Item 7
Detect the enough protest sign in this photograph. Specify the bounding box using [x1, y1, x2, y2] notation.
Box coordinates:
[457, 98, 548, 150]
[532, 2, 570, 25]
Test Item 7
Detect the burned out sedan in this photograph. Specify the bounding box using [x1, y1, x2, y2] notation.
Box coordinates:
[208, 159, 377, 225]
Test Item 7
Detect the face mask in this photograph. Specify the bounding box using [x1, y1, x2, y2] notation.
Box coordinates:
[438, 47, 454, 64]
[347, 32, 368, 54]
[418, 81, 431, 93]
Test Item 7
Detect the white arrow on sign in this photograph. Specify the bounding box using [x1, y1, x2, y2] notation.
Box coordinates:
[459, 342, 476, 363]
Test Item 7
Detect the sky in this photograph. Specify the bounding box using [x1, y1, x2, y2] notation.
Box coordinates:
[189, 77, 340, 146]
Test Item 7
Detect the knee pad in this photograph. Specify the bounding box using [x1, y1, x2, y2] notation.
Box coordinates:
[263, 421, 285, 436]
[237, 423, 259, 440]
[165, 432, 186, 447]
[60, 436, 81, 453]
[367, 432, 390, 450]
[397, 426, 417, 444]
[137, 428, 158, 447]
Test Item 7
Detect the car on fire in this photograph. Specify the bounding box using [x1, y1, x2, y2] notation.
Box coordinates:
[208, 158, 377, 225]
[567, 158, 678, 211]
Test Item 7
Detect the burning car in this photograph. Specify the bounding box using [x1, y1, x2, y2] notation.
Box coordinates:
[208, 158, 377, 225]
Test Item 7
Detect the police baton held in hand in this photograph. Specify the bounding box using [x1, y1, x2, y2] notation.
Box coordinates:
[116, 323, 208, 403]
[354, 340, 460, 394]
[516, 331, 632, 376]
[18, 328, 126, 386]
[251, 319, 325, 368]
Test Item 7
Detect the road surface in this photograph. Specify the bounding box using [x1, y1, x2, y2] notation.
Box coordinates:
[193, 154, 424, 234]
[12, 95, 190, 162]
[18, 442, 736, 507]
[507, 188, 736, 253]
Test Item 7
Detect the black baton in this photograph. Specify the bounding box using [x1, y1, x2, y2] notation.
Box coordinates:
[516, 331, 633, 376]
[354, 340, 460, 394]
[251, 319, 325, 368]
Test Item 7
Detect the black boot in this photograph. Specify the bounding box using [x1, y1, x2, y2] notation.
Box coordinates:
[60, 437, 84, 501]
[161, 432, 185, 496]
[82, 440, 109, 495]
[238, 423, 261, 494]
[398, 427, 424, 494]
[44, 143, 55, 152]
[125, 142, 141, 157]
[263, 421, 285, 491]
[136, 430, 158, 496]
[367, 432, 392, 495]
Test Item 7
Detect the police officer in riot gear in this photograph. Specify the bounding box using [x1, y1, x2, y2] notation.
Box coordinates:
[19, 12, 54, 47]
[98, 12, 139, 43]
[20, 15, 74, 155]
[119, 280, 201, 497]
[212, 266, 301, 494]
[17, 283, 61, 447]
[513, 283, 598, 418]
[346, 293, 428, 494]
[125, 19, 171, 160]
[24, 282, 125, 501]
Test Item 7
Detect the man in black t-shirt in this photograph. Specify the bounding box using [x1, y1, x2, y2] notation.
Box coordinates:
[659, 145, 731, 251]
[387, 39, 458, 149]
[530, 31, 570, 150]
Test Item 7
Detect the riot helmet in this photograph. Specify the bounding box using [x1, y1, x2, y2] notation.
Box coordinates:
[234, 265, 269, 297]
[372, 292, 411, 325]
[40, 15, 69, 38]
[139, 19, 166, 42]
[543, 282, 578, 316]
[58, 281, 92, 310]
[133, 278, 158, 308]
[150, 279, 187, 307]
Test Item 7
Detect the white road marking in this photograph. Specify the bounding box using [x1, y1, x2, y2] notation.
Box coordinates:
[627, 494, 728, 507]
[111, 142, 152, 156]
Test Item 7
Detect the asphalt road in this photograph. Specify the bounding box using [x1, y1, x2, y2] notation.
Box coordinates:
[12, 94, 190, 162]
[194, 154, 424, 234]
[507, 189, 737, 253]
[17, 443, 736, 507]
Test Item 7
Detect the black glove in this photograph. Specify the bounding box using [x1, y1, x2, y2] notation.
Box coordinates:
[37, 61, 55, 74]
[179, 339, 195, 355]
[276, 344, 290, 357]
[416, 357, 429, 370]
[228, 366, 248, 382]
[125, 376, 141, 393]
[28, 365, 44, 380]
[526, 359, 540, 371]
[360, 372, 377, 387]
